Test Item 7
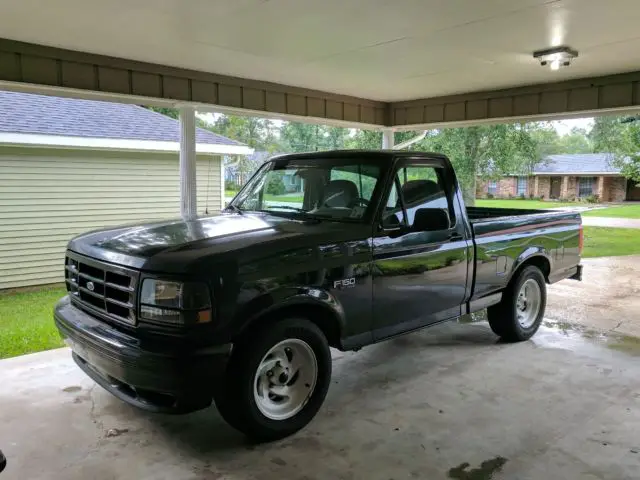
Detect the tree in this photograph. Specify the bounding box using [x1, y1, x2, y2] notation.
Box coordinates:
[280, 123, 350, 152]
[347, 125, 540, 204]
[208, 115, 279, 152]
[557, 127, 592, 153]
[590, 115, 640, 182]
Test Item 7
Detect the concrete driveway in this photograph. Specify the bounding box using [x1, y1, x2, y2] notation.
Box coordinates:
[582, 217, 640, 229]
[1, 258, 640, 480]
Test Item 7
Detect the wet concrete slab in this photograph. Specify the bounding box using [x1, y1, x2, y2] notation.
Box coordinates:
[546, 256, 640, 338]
[1, 319, 640, 480]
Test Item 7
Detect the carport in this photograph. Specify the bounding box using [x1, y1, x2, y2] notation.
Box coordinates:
[3, 0, 640, 218]
[2, 1, 640, 479]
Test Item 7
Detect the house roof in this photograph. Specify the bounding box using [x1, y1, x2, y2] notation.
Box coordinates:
[533, 153, 622, 174]
[0, 91, 250, 153]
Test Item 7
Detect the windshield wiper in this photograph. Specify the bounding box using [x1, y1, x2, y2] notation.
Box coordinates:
[264, 205, 306, 212]
[224, 204, 244, 214]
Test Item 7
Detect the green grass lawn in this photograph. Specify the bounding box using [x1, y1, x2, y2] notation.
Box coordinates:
[475, 199, 577, 209]
[582, 204, 640, 218]
[0, 286, 65, 359]
[583, 227, 640, 258]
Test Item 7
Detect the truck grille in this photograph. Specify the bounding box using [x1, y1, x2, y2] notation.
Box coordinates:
[64, 252, 138, 325]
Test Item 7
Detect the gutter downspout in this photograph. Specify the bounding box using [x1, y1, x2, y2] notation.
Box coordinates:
[393, 131, 428, 150]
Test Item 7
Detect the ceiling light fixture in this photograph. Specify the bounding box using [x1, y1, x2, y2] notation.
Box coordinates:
[533, 46, 578, 70]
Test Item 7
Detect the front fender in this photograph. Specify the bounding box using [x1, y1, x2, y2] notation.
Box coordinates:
[234, 286, 347, 339]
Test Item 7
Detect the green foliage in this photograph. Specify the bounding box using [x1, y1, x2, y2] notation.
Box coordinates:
[280, 123, 349, 152]
[146, 106, 179, 119]
[266, 175, 285, 195]
[584, 194, 600, 204]
[208, 115, 280, 152]
[589, 115, 640, 183]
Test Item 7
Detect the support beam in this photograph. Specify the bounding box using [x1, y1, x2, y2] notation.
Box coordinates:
[382, 129, 394, 149]
[179, 106, 197, 220]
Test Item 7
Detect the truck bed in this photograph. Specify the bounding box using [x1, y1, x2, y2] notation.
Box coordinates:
[466, 205, 582, 301]
[466, 206, 549, 222]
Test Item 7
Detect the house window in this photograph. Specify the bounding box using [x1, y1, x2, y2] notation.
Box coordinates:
[578, 177, 596, 197]
[488, 180, 497, 195]
[517, 177, 527, 196]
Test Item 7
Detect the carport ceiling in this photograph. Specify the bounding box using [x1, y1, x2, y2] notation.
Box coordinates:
[2, 0, 640, 127]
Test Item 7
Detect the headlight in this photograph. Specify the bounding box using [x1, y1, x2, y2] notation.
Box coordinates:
[139, 279, 212, 326]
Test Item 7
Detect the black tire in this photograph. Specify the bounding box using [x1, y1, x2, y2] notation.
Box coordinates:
[214, 317, 331, 442]
[487, 265, 547, 342]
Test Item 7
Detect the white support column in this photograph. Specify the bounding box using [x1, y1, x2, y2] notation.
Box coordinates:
[179, 106, 197, 220]
[382, 129, 394, 149]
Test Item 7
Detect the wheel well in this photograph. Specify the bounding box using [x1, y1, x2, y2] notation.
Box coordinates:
[243, 303, 343, 349]
[515, 256, 550, 283]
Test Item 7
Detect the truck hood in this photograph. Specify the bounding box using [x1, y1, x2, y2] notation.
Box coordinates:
[68, 213, 369, 273]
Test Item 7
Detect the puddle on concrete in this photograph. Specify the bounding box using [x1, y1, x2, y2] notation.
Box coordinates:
[534, 320, 640, 357]
[457, 312, 640, 357]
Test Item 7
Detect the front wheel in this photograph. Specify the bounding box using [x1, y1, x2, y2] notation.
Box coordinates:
[214, 318, 331, 441]
[487, 265, 547, 342]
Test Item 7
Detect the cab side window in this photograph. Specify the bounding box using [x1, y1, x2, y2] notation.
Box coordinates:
[398, 166, 450, 227]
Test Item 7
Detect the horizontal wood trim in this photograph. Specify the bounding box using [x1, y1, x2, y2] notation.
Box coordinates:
[0, 38, 387, 127]
[391, 71, 640, 128]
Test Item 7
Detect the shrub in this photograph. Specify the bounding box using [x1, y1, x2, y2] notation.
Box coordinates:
[266, 176, 285, 195]
[486, 193, 494, 199]
[225, 180, 240, 191]
[529, 193, 535, 200]
[519, 193, 526, 199]
[584, 194, 600, 204]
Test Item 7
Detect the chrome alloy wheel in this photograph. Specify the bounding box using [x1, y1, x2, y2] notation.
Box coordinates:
[253, 339, 318, 420]
[516, 278, 542, 329]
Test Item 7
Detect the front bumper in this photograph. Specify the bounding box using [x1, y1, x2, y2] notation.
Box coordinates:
[54, 296, 231, 414]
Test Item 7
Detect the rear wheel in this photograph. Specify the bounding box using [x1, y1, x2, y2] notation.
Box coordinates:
[214, 318, 331, 441]
[487, 265, 546, 342]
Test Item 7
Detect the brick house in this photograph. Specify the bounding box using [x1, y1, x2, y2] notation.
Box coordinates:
[476, 154, 640, 202]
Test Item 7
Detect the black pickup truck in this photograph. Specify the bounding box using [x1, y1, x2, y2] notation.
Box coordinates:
[54, 150, 582, 440]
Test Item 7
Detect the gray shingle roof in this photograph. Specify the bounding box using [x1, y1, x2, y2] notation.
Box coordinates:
[0, 91, 242, 146]
[534, 153, 622, 174]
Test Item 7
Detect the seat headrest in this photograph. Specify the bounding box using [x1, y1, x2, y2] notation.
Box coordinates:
[322, 179, 359, 208]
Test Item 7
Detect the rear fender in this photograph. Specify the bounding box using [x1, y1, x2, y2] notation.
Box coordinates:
[509, 248, 552, 283]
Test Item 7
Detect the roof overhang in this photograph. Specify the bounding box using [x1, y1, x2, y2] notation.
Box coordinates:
[0, 132, 254, 155]
[3, 1, 640, 129]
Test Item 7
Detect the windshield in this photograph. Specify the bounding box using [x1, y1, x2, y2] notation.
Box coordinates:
[229, 157, 385, 222]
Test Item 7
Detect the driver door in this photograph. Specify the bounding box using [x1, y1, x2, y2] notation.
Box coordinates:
[372, 159, 470, 340]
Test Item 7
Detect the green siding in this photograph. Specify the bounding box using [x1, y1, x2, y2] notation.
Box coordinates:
[0, 148, 222, 289]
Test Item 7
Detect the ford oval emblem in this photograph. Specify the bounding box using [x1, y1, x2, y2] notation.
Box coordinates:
[86, 281, 95, 292]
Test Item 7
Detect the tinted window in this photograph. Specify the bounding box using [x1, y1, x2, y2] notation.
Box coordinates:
[381, 164, 453, 230]
[232, 159, 383, 221]
[398, 166, 450, 227]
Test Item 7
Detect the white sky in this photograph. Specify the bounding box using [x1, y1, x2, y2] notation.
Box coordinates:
[550, 117, 594, 135]
[197, 112, 594, 136]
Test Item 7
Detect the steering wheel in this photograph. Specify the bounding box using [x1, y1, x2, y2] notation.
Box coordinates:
[348, 197, 370, 208]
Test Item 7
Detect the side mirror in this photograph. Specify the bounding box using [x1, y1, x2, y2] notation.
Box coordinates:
[413, 208, 450, 232]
